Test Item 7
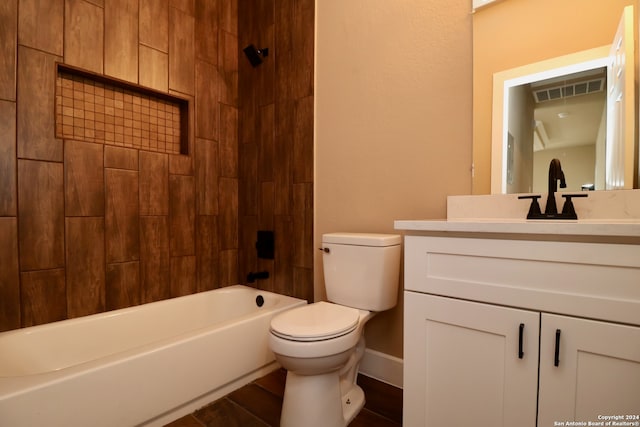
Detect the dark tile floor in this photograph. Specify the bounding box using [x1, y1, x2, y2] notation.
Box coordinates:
[165, 368, 402, 427]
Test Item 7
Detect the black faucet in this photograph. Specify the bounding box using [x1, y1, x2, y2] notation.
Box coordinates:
[544, 158, 566, 216]
[518, 158, 588, 219]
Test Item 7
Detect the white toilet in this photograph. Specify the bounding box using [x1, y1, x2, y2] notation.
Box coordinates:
[269, 232, 401, 427]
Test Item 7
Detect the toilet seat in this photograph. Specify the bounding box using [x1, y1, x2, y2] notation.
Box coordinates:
[270, 302, 360, 342]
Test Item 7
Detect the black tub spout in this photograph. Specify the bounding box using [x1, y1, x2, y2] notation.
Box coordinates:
[246, 271, 269, 283]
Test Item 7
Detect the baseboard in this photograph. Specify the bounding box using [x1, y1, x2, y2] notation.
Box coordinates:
[358, 348, 403, 389]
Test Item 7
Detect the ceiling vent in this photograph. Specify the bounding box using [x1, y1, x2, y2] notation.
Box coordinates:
[533, 78, 605, 103]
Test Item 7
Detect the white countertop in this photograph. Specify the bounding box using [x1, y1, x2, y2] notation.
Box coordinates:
[394, 219, 640, 238]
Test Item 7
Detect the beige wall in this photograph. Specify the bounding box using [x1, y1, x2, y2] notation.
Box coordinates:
[315, 1, 473, 358]
[473, 0, 637, 194]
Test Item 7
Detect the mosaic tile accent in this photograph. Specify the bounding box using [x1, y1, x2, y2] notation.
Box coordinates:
[55, 69, 184, 155]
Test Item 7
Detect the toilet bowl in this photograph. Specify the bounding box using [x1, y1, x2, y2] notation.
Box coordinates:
[269, 302, 373, 427]
[268, 233, 401, 427]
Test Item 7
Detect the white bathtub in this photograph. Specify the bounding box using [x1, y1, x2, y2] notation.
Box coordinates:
[0, 285, 305, 427]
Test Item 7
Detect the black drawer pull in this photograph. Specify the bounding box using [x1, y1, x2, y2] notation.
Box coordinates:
[554, 329, 561, 367]
[518, 323, 524, 359]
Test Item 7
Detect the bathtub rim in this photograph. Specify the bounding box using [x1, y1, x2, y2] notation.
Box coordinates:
[0, 285, 306, 398]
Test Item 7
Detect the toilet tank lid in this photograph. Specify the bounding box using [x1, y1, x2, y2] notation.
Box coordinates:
[322, 232, 401, 247]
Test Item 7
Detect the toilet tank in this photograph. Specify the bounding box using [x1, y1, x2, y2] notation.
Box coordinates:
[321, 233, 401, 311]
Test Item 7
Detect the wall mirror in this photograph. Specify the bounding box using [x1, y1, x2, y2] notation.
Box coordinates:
[492, 48, 609, 193]
[491, 6, 635, 194]
[472, 0, 639, 195]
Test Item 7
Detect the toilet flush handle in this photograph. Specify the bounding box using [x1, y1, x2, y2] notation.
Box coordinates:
[318, 247, 330, 254]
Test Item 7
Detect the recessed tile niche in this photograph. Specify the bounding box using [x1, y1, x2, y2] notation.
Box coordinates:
[55, 64, 189, 155]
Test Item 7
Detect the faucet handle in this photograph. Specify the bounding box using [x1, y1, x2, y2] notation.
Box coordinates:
[560, 193, 588, 220]
[518, 195, 543, 219]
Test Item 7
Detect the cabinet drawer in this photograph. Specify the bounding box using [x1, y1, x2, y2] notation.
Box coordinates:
[404, 236, 640, 325]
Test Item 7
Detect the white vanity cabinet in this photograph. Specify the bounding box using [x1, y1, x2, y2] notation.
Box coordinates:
[402, 234, 640, 427]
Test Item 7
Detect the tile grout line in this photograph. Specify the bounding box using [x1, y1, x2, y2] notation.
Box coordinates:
[187, 413, 207, 427]
[224, 397, 272, 427]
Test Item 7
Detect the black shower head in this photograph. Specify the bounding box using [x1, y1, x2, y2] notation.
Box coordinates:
[243, 44, 269, 67]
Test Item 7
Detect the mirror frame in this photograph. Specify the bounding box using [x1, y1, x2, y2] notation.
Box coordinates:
[490, 46, 611, 194]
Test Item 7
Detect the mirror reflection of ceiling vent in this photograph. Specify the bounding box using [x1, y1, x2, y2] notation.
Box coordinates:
[533, 78, 604, 103]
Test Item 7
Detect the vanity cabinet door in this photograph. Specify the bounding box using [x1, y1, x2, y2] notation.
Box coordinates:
[538, 314, 640, 426]
[404, 292, 539, 427]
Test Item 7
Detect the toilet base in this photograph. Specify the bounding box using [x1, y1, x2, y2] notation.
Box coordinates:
[280, 370, 365, 427]
[342, 382, 365, 425]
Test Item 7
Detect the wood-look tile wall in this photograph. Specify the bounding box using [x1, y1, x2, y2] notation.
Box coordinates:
[238, 0, 315, 303]
[0, 0, 240, 331]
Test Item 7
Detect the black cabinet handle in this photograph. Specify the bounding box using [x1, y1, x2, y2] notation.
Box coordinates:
[554, 329, 561, 367]
[518, 323, 524, 359]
